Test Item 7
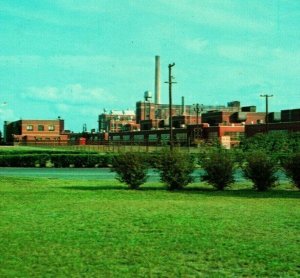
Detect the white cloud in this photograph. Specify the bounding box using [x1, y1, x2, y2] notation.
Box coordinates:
[0, 2, 100, 28]
[0, 55, 112, 68]
[217, 44, 300, 78]
[0, 55, 147, 78]
[217, 44, 271, 62]
[24, 84, 117, 105]
[0, 106, 15, 123]
[0, 55, 43, 67]
[55, 103, 71, 113]
[47, 55, 115, 73]
[270, 49, 300, 76]
[184, 38, 208, 53]
[133, 0, 275, 34]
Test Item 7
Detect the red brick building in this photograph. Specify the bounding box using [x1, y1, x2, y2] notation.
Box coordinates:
[4, 119, 69, 145]
[205, 124, 245, 148]
[245, 108, 300, 137]
[201, 111, 265, 126]
[245, 122, 300, 137]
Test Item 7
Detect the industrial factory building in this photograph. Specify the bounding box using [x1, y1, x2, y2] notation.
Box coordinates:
[2, 56, 300, 147]
[245, 108, 300, 137]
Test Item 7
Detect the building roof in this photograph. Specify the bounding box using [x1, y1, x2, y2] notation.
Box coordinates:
[109, 110, 135, 115]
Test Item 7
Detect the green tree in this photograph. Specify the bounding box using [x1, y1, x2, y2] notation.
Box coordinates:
[243, 151, 278, 191]
[283, 153, 300, 189]
[112, 152, 148, 189]
[200, 150, 235, 190]
[157, 151, 195, 191]
[240, 132, 300, 159]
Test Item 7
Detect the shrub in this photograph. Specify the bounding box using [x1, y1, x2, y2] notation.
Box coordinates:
[283, 153, 300, 189]
[9, 155, 23, 167]
[0, 154, 50, 167]
[200, 150, 235, 190]
[49, 154, 102, 168]
[243, 151, 278, 191]
[240, 132, 300, 158]
[50, 154, 74, 167]
[112, 152, 148, 189]
[157, 151, 195, 191]
[0, 152, 117, 168]
[35, 154, 50, 167]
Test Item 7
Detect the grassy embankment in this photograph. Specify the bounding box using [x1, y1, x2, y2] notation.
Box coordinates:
[1, 176, 299, 277]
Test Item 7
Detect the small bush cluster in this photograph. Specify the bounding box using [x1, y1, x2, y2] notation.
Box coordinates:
[112, 152, 148, 189]
[243, 151, 278, 191]
[200, 150, 235, 190]
[111, 151, 195, 190]
[283, 153, 300, 189]
[156, 151, 195, 190]
[113, 149, 294, 192]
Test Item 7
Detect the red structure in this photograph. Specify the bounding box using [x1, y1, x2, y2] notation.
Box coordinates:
[205, 124, 245, 148]
[245, 122, 300, 137]
[202, 111, 265, 126]
[4, 119, 69, 145]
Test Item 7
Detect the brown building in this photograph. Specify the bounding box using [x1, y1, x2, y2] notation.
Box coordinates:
[205, 124, 245, 148]
[108, 123, 245, 149]
[4, 118, 68, 145]
[202, 111, 265, 126]
[281, 108, 300, 122]
[172, 115, 200, 128]
[136, 100, 241, 129]
[245, 108, 300, 137]
[98, 110, 136, 132]
[136, 101, 189, 124]
[245, 121, 300, 137]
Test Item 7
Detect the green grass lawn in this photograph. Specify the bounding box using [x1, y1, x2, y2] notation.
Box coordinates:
[1, 177, 299, 277]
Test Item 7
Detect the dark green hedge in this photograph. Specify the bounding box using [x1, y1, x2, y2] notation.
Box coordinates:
[0, 153, 116, 168]
[0, 154, 49, 167]
[0, 150, 98, 155]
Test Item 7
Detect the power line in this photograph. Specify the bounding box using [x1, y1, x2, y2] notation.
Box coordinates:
[260, 94, 273, 133]
[165, 63, 176, 151]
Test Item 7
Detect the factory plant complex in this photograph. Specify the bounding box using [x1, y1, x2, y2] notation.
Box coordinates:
[3, 56, 300, 148]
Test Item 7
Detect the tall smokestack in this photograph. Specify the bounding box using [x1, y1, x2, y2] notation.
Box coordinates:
[181, 96, 185, 115]
[155, 55, 161, 104]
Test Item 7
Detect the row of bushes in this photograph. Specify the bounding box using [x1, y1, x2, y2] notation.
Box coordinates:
[0, 152, 194, 168]
[0, 154, 116, 168]
[1, 150, 299, 191]
[112, 151, 300, 191]
[0, 149, 98, 155]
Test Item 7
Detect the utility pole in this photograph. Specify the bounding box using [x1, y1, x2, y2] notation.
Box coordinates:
[165, 63, 176, 151]
[193, 103, 203, 125]
[260, 94, 273, 133]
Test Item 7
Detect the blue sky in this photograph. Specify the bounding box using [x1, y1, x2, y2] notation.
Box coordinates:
[0, 0, 299, 132]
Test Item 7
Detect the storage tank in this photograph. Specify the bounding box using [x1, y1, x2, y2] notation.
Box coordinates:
[144, 91, 152, 101]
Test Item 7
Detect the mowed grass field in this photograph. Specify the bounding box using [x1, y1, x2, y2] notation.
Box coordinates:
[1, 177, 299, 277]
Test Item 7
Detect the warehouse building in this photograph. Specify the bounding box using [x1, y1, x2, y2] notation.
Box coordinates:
[4, 118, 69, 145]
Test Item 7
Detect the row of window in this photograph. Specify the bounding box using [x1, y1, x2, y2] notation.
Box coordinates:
[34, 137, 61, 141]
[26, 125, 55, 131]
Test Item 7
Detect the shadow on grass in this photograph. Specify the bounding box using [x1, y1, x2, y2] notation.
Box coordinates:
[180, 187, 300, 199]
[60, 184, 300, 198]
[60, 185, 126, 191]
